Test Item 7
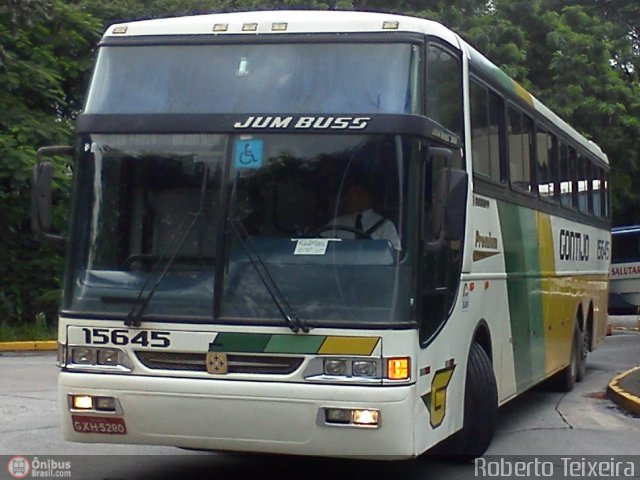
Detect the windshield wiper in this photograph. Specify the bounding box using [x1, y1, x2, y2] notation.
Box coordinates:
[227, 217, 309, 334]
[125, 163, 210, 327]
[124, 213, 201, 327]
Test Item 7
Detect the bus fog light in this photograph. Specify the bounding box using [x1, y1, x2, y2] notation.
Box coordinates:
[353, 409, 380, 426]
[71, 347, 95, 365]
[352, 360, 377, 377]
[71, 395, 94, 410]
[325, 408, 351, 424]
[97, 349, 119, 366]
[95, 396, 117, 412]
[324, 359, 348, 376]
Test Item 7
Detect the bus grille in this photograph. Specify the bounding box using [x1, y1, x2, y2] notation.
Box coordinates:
[135, 351, 304, 375]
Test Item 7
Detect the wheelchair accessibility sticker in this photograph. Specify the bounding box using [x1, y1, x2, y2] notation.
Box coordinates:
[234, 138, 263, 169]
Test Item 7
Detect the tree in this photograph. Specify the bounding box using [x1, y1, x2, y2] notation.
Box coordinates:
[462, 0, 640, 225]
[0, 1, 100, 325]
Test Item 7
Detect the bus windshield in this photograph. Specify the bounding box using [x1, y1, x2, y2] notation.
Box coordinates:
[611, 227, 640, 264]
[63, 133, 415, 326]
[84, 43, 420, 114]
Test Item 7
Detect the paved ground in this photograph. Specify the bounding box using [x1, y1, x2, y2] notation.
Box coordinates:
[606, 315, 640, 416]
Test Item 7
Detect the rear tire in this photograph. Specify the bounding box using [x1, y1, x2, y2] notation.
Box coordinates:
[576, 325, 588, 382]
[433, 342, 498, 460]
[549, 323, 581, 392]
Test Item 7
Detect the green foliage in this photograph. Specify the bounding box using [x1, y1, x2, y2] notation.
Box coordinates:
[0, 313, 56, 341]
[460, 0, 640, 225]
[0, 1, 100, 327]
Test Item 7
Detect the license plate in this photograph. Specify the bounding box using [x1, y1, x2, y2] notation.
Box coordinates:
[72, 415, 127, 435]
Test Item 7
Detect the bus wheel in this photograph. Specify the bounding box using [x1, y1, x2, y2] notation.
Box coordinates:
[433, 342, 497, 460]
[550, 323, 581, 392]
[576, 325, 588, 382]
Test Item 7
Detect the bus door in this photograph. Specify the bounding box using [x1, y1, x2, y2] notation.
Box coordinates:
[418, 143, 467, 344]
[417, 42, 467, 345]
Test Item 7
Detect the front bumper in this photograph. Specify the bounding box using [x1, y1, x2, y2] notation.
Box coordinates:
[60, 372, 417, 459]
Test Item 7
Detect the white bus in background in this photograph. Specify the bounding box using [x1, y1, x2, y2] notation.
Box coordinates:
[31, 10, 610, 460]
[609, 226, 640, 314]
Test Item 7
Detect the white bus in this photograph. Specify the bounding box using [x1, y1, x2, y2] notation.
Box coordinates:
[32, 10, 611, 459]
[609, 226, 640, 314]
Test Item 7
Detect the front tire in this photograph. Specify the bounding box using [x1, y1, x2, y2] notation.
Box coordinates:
[433, 342, 498, 460]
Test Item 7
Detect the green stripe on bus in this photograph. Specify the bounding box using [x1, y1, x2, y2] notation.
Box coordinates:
[212, 333, 324, 353]
[498, 202, 546, 391]
[264, 335, 326, 354]
[209, 333, 272, 353]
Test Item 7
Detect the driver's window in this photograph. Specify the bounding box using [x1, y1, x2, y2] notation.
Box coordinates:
[426, 44, 463, 141]
[322, 137, 402, 251]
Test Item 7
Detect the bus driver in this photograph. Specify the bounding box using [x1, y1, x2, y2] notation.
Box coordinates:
[323, 179, 401, 250]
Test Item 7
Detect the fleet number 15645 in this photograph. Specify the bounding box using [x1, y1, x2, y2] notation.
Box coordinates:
[81, 328, 171, 348]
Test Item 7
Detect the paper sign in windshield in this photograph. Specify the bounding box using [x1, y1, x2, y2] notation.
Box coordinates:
[294, 239, 339, 255]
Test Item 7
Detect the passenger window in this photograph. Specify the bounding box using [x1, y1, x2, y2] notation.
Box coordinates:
[470, 80, 503, 182]
[488, 93, 503, 181]
[470, 81, 490, 176]
[559, 143, 574, 208]
[577, 155, 591, 214]
[507, 107, 532, 192]
[602, 171, 610, 219]
[536, 127, 557, 201]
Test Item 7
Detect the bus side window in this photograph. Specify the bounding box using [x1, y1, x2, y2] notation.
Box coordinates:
[470, 79, 503, 183]
[536, 126, 555, 200]
[507, 106, 533, 193]
[591, 165, 603, 218]
[595, 164, 607, 219]
[603, 171, 610, 219]
[577, 154, 591, 214]
[470, 80, 491, 177]
[559, 142, 573, 208]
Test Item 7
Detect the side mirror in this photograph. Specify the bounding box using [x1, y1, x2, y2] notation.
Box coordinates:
[31, 146, 73, 245]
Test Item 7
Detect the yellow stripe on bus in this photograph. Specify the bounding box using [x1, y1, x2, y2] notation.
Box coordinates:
[537, 212, 567, 375]
[514, 81, 534, 107]
[318, 336, 379, 355]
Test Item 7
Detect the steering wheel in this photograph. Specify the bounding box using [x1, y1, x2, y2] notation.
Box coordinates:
[315, 224, 373, 239]
[125, 254, 161, 267]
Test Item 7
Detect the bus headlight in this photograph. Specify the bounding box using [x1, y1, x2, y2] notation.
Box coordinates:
[97, 349, 120, 366]
[352, 360, 377, 378]
[72, 347, 95, 365]
[67, 346, 132, 372]
[306, 357, 383, 383]
[324, 359, 348, 376]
